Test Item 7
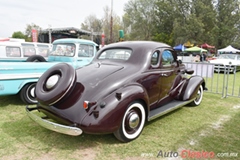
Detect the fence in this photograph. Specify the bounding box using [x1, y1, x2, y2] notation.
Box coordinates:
[184, 62, 240, 98]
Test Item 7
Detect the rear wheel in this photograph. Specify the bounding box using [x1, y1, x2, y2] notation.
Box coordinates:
[114, 102, 145, 142]
[189, 85, 203, 106]
[20, 83, 37, 104]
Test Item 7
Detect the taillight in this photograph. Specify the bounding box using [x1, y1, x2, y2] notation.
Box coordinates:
[83, 101, 96, 109]
[83, 101, 89, 109]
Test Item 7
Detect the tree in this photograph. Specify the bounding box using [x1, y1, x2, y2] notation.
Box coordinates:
[25, 23, 42, 42]
[102, 6, 124, 43]
[123, 0, 156, 40]
[214, 0, 240, 48]
[154, 0, 178, 45]
[80, 6, 124, 44]
[12, 31, 27, 40]
[80, 14, 103, 43]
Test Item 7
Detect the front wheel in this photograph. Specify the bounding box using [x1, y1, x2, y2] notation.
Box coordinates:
[20, 83, 37, 104]
[189, 85, 203, 106]
[114, 102, 146, 142]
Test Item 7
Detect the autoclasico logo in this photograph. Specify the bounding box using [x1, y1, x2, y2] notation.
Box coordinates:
[141, 150, 239, 159]
[157, 150, 215, 159]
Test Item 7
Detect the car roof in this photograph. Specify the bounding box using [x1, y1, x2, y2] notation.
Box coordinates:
[103, 41, 170, 50]
[94, 41, 173, 66]
[53, 38, 98, 46]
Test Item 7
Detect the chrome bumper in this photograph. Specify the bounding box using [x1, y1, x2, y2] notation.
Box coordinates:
[26, 106, 82, 136]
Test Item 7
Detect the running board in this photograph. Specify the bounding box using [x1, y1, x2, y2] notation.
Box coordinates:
[148, 100, 192, 121]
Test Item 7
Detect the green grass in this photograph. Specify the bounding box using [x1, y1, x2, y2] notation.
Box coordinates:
[205, 72, 240, 97]
[0, 92, 240, 159]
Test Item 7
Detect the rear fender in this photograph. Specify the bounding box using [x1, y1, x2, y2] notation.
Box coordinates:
[81, 84, 149, 134]
[176, 76, 204, 101]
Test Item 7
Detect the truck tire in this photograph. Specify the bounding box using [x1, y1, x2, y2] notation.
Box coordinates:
[20, 83, 37, 104]
[26, 55, 47, 62]
[35, 63, 76, 106]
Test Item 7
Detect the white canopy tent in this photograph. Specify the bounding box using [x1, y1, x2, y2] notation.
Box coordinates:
[218, 45, 240, 53]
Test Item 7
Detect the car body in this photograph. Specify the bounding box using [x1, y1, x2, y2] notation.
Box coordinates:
[26, 41, 206, 142]
[209, 54, 240, 73]
[0, 41, 52, 62]
[0, 38, 98, 104]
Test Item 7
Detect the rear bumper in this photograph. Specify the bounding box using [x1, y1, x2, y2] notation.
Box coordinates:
[26, 106, 82, 136]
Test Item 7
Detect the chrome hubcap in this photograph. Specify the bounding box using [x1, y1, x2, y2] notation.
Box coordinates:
[30, 87, 35, 97]
[195, 89, 201, 101]
[129, 112, 140, 129]
[46, 75, 60, 90]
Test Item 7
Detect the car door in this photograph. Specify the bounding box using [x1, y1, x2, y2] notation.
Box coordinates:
[156, 49, 177, 106]
[147, 49, 178, 110]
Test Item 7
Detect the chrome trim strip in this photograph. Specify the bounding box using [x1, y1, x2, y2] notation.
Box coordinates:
[149, 100, 193, 121]
[26, 107, 82, 136]
[0, 73, 43, 80]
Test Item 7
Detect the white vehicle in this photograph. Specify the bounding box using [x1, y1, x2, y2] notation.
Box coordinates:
[209, 54, 240, 73]
[0, 41, 52, 62]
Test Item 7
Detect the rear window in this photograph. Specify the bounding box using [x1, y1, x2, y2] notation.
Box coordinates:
[98, 49, 131, 60]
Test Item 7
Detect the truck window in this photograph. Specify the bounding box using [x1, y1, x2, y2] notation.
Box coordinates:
[78, 44, 94, 57]
[37, 44, 51, 57]
[6, 47, 21, 57]
[22, 44, 36, 57]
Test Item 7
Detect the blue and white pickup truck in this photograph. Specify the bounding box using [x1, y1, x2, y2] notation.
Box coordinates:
[0, 38, 98, 104]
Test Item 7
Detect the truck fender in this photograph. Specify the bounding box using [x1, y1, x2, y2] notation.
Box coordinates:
[18, 79, 38, 93]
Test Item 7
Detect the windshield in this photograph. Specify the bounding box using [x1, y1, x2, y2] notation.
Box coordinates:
[50, 43, 76, 56]
[218, 54, 236, 60]
[98, 49, 132, 60]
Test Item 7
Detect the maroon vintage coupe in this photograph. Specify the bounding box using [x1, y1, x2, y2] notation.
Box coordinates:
[26, 41, 206, 142]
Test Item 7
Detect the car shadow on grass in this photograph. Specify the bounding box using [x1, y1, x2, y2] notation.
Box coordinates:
[1, 114, 121, 151]
[0, 95, 25, 107]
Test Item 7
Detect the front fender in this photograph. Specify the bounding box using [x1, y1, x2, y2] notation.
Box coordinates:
[177, 76, 204, 101]
[80, 84, 149, 134]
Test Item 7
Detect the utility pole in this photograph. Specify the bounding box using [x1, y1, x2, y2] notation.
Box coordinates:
[110, 0, 113, 43]
[48, 25, 52, 44]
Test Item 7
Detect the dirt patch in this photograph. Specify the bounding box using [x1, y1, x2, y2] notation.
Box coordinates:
[211, 115, 230, 130]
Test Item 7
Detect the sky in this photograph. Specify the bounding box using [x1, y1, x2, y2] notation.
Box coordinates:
[0, 0, 130, 38]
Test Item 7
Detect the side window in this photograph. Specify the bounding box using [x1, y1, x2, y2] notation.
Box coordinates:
[23, 47, 36, 57]
[37, 44, 51, 57]
[6, 47, 21, 57]
[78, 44, 94, 57]
[161, 50, 174, 66]
[151, 50, 160, 66]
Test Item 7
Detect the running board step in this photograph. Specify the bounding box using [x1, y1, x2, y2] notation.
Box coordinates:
[148, 100, 192, 121]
